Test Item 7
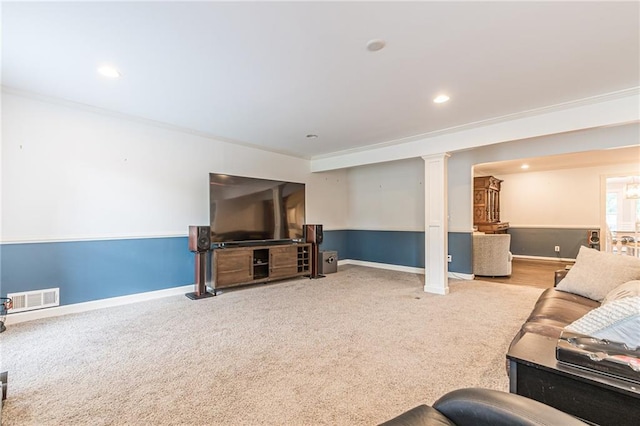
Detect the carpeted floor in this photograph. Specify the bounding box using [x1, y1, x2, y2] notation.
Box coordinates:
[0, 265, 543, 425]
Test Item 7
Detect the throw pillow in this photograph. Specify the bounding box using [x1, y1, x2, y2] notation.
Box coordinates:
[556, 246, 640, 301]
[602, 280, 640, 305]
[565, 296, 640, 347]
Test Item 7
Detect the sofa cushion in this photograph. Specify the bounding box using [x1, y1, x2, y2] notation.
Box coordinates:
[556, 246, 640, 301]
[535, 288, 600, 308]
[528, 297, 596, 325]
[602, 280, 640, 305]
[565, 296, 640, 347]
[509, 289, 601, 345]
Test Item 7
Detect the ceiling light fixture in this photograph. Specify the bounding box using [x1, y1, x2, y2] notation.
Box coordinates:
[97, 65, 121, 79]
[625, 179, 640, 199]
[433, 94, 450, 104]
[366, 39, 386, 52]
[521, 164, 530, 170]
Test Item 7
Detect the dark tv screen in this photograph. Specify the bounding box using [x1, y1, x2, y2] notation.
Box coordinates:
[209, 173, 306, 244]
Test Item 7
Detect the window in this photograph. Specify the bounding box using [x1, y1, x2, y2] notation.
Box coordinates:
[605, 176, 640, 235]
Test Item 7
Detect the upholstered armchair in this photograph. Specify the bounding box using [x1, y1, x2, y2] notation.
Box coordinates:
[473, 233, 512, 277]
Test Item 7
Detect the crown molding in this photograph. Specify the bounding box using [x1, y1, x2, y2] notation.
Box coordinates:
[0, 86, 308, 160]
[4, 85, 637, 167]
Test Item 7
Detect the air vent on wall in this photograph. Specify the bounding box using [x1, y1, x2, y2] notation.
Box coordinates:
[7, 288, 60, 313]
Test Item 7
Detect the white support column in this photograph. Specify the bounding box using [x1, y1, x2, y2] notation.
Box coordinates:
[422, 153, 450, 295]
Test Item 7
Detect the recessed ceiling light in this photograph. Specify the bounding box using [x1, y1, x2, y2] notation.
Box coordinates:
[306, 134, 318, 139]
[433, 94, 450, 104]
[97, 65, 121, 79]
[366, 39, 386, 52]
[521, 164, 530, 170]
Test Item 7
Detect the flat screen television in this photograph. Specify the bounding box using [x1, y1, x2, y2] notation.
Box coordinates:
[209, 173, 306, 245]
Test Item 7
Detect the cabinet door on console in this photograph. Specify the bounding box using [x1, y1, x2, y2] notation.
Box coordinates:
[214, 249, 253, 287]
[269, 246, 299, 279]
[473, 190, 488, 223]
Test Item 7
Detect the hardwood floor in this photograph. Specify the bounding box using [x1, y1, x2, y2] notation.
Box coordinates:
[476, 258, 573, 289]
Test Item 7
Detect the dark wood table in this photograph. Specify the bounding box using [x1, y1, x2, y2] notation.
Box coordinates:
[507, 333, 640, 425]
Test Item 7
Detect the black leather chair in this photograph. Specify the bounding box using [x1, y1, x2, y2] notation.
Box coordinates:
[379, 388, 587, 426]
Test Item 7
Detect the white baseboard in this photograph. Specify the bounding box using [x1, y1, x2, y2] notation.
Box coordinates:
[339, 259, 473, 280]
[447, 272, 474, 280]
[5, 284, 195, 325]
[341, 260, 459, 294]
[339, 259, 425, 274]
[338, 259, 475, 280]
[512, 254, 576, 262]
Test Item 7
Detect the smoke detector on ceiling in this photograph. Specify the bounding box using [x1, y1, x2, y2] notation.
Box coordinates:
[366, 39, 386, 52]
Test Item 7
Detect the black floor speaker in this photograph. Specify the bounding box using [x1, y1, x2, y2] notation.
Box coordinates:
[304, 224, 323, 244]
[188, 225, 211, 252]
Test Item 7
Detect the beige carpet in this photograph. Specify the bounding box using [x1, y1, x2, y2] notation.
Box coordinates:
[0, 265, 543, 425]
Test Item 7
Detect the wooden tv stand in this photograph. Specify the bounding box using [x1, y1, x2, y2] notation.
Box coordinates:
[211, 243, 311, 294]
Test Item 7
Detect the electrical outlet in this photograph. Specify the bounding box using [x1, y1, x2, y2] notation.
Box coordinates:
[447, 255, 452, 262]
[554, 246, 560, 252]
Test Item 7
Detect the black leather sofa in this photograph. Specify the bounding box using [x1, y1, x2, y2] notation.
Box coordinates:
[504, 269, 640, 426]
[379, 388, 586, 425]
[507, 269, 599, 349]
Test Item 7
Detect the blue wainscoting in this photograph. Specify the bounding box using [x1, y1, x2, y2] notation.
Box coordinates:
[347, 230, 425, 268]
[323, 230, 425, 268]
[324, 229, 472, 273]
[0, 237, 194, 305]
[508, 227, 592, 259]
[320, 230, 349, 262]
[2, 230, 474, 307]
[447, 232, 473, 274]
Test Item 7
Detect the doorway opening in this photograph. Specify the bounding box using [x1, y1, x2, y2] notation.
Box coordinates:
[603, 175, 640, 256]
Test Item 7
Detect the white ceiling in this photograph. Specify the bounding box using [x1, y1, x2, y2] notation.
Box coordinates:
[474, 145, 640, 176]
[2, 2, 639, 159]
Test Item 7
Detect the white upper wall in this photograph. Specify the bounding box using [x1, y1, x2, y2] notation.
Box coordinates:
[3, 91, 637, 242]
[342, 140, 638, 235]
[1, 92, 348, 242]
[346, 158, 424, 231]
[497, 164, 640, 228]
[448, 123, 640, 232]
[324, 124, 639, 234]
[306, 169, 348, 230]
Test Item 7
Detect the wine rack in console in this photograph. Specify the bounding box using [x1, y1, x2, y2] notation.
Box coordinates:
[212, 243, 311, 294]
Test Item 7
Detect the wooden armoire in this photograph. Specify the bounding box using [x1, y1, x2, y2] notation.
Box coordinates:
[473, 176, 509, 234]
